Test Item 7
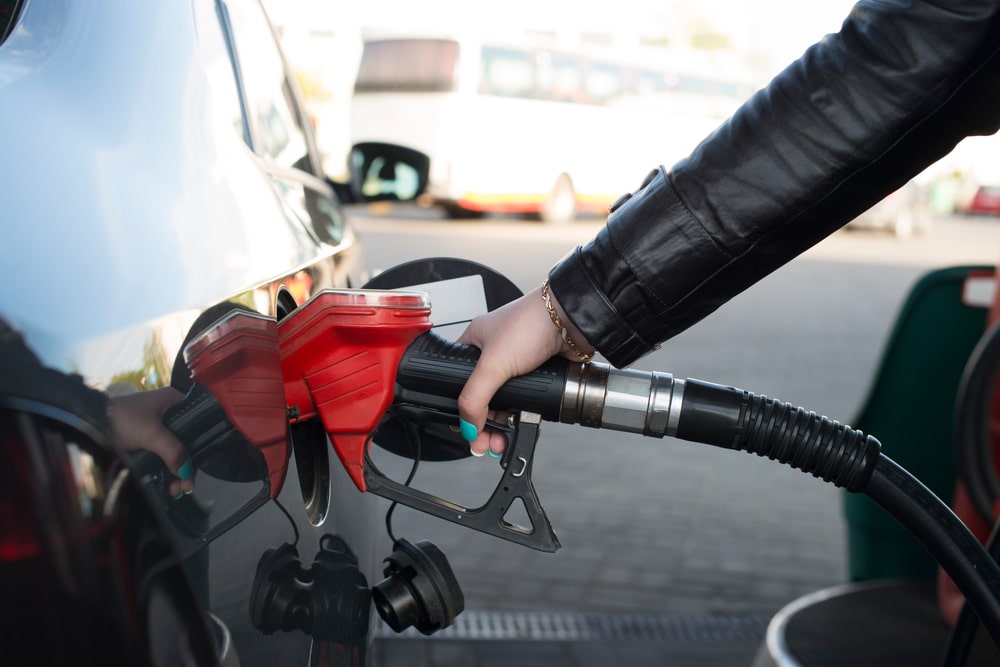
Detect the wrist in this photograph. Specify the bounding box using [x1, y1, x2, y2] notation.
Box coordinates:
[540, 279, 595, 362]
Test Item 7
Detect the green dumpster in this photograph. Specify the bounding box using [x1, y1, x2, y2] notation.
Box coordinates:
[844, 266, 992, 581]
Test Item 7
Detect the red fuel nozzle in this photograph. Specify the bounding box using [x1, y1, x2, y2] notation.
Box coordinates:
[277, 289, 433, 490]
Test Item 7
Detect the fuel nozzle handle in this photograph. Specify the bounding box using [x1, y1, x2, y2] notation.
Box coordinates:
[394, 331, 570, 422]
[396, 331, 880, 492]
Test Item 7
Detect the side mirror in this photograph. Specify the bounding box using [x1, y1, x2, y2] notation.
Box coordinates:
[349, 142, 430, 203]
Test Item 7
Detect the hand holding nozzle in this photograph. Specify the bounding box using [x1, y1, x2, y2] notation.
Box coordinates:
[455, 284, 593, 455]
[400, 332, 880, 492]
[405, 283, 684, 443]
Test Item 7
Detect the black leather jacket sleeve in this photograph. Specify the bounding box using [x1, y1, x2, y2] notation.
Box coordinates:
[549, 0, 1000, 368]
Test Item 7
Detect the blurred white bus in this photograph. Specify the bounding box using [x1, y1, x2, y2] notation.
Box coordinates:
[350, 32, 752, 222]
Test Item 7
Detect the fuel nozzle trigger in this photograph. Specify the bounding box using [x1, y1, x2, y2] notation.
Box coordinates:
[363, 410, 560, 553]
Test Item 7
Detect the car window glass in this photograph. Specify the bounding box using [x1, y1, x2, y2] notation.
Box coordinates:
[193, 0, 244, 141]
[0, 0, 23, 45]
[225, 0, 311, 173]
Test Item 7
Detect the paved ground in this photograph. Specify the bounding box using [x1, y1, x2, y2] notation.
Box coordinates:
[370, 419, 847, 666]
[356, 212, 1000, 666]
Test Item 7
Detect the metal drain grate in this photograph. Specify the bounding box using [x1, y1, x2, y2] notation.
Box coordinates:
[375, 610, 770, 642]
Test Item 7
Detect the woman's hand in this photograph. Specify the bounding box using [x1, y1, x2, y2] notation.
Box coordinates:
[456, 284, 594, 457]
[110, 387, 193, 498]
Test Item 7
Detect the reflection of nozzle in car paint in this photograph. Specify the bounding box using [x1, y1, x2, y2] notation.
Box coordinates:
[133, 308, 295, 559]
[135, 308, 290, 492]
[169, 309, 289, 493]
[250, 536, 372, 643]
[250, 534, 463, 638]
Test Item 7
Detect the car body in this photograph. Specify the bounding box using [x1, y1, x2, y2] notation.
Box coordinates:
[955, 184, 1000, 216]
[946, 134, 1000, 216]
[0, 0, 383, 664]
[845, 181, 933, 238]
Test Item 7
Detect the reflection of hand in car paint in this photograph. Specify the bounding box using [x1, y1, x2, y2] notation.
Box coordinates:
[1, 317, 194, 499]
[110, 387, 194, 498]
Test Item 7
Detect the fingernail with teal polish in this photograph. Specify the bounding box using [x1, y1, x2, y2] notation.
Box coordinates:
[459, 419, 478, 442]
[178, 460, 193, 482]
[488, 449, 502, 459]
[173, 491, 185, 500]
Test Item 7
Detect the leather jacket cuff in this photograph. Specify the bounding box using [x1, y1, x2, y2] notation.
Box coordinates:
[548, 168, 673, 367]
[548, 246, 659, 368]
[549, 165, 736, 367]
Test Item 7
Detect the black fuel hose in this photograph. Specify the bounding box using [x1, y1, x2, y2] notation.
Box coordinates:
[943, 523, 1000, 667]
[864, 456, 1000, 655]
[395, 331, 1000, 648]
[953, 318, 1000, 527]
[942, 318, 1000, 667]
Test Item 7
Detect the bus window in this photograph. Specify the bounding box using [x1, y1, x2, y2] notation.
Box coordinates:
[584, 62, 625, 105]
[546, 53, 585, 103]
[354, 39, 459, 93]
[678, 74, 715, 95]
[635, 69, 674, 96]
[479, 47, 535, 98]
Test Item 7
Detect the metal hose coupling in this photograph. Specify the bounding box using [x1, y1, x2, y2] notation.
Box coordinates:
[558, 361, 685, 438]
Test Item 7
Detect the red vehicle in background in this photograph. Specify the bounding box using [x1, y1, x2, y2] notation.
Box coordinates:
[957, 184, 1000, 216]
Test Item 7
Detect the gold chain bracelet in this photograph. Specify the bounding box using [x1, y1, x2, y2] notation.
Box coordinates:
[541, 279, 594, 362]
